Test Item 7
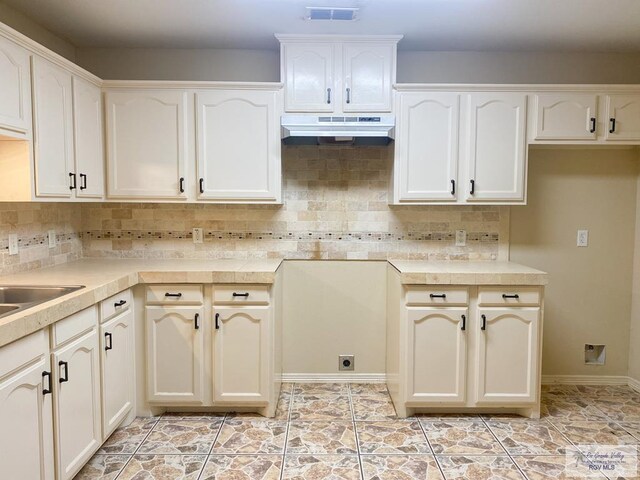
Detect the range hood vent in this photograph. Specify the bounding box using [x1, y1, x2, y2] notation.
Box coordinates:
[281, 115, 395, 145]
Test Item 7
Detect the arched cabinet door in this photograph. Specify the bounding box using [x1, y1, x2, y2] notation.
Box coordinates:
[605, 94, 640, 141]
[145, 306, 204, 404]
[534, 93, 598, 140]
[343, 43, 394, 112]
[282, 43, 335, 112]
[406, 307, 467, 403]
[0, 36, 31, 133]
[213, 307, 269, 404]
[475, 308, 540, 404]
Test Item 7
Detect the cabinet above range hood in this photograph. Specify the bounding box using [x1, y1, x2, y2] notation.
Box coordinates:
[281, 115, 395, 145]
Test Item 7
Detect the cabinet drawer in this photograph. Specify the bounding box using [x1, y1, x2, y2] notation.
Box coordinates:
[213, 285, 270, 305]
[478, 287, 541, 307]
[146, 285, 203, 305]
[51, 305, 98, 349]
[405, 287, 469, 306]
[0, 329, 48, 379]
[100, 289, 132, 323]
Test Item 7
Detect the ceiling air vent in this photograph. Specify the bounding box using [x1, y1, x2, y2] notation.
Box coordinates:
[305, 7, 359, 21]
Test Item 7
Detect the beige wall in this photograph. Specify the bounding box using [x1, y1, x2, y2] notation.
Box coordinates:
[510, 149, 638, 377]
[629, 167, 640, 383]
[282, 260, 387, 375]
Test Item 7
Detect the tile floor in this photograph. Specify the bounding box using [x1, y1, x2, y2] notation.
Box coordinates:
[75, 383, 640, 479]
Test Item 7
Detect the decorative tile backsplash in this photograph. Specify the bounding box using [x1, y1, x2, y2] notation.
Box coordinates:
[80, 146, 509, 261]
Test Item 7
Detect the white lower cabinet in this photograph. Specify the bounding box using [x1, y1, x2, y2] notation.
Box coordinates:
[213, 307, 269, 403]
[52, 327, 102, 480]
[475, 308, 540, 404]
[146, 306, 204, 404]
[100, 309, 134, 438]
[0, 331, 54, 479]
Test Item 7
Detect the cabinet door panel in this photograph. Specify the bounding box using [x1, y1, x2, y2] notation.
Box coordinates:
[0, 36, 31, 133]
[196, 90, 281, 201]
[283, 43, 334, 112]
[406, 307, 467, 403]
[105, 90, 187, 199]
[343, 43, 394, 112]
[534, 93, 598, 140]
[466, 93, 527, 202]
[146, 306, 204, 403]
[53, 329, 101, 480]
[214, 307, 269, 403]
[73, 77, 104, 198]
[396, 92, 459, 201]
[32, 56, 74, 197]
[0, 358, 54, 480]
[100, 310, 133, 438]
[606, 95, 640, 141]
[475, 308, 539, 404]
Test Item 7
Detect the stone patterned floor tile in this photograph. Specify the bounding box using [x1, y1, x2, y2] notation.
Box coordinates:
[117, 455, 206, 480]
[575, 385, 639, 397]
[281, 382, 295, 394]
[541, 385, 580, 395]
[421, 420, 506, 455]
[282, 455, 362, 480]
[418, 413, 482, 421]
[274, 392, 292, 420]
[293, 383, 350, 395]
[213, 420, 287, 453]
[73, 454, 130, 480]
[159, 411, 227, 421]
[542, 397, 610, 421]
[137, 420, 222, 454]
[589, 397, 640, 423]
[361, 455, 444, 480]
[349, 383, 389, 395]
[200, 455, 283, 480]
[512, 454, 607, 480]
[551, 421, 639, 448]
[619, 422, 640, 440]
[486, 419, 574, 455]
[436, 455, 526, 480]
[352, 395, 398, 421]
[287, 421, 357, 454]
[291, 394, 352, 421]
[97, 417, 158, 454]
[356, 420, 430, 454]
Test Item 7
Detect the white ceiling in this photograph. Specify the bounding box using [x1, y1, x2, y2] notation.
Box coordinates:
[2, 0, 640, 52]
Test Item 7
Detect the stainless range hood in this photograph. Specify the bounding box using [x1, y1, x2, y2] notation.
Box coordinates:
[281, 115, 395, 144]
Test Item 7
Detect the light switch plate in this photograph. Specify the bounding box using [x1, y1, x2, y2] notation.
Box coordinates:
[48, 230, 56, 248]
[8, 234, 18, 255]
[455, 230, 467, 247]
[192, 228, 203, 244]
[577, 229, 589, 247]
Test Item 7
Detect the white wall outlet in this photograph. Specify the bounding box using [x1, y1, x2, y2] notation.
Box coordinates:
[8, 234, 18, 255]
[192, 228, 203, 244]
[48, 230, 56, 248]
[577, 229, 589, 247]
[455, 230, 467, 247]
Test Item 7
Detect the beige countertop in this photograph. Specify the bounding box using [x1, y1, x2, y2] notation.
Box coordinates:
[0, 258, 547, 348]
[388, 260, 548, 285]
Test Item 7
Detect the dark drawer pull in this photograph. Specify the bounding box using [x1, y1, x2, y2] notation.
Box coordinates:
[79, 173, 87, 190]
[164, 292, 183, 298]
[590, 117, 596, 133]
[470, 179, 475, 195]
[69, 172, 77, 190]
[609, 118, 616, 134]
[429, 294, 446, 299]
[233, 292, 249, 298]
[114, 299, 127, 307]
[481, 314, 487, 331]
[502, 294, 520, 299]
[194, 313, 200, 330]
[59, 361, 69, 383]
[215, 312, 220, 330]
[105, 332, 113, 351]
[461, 314, 466, 331]
[199, 178, 205, 194]
[450, 179, 456, 195]
[179, 177, 185, 193]
[42, 371, 52, 395]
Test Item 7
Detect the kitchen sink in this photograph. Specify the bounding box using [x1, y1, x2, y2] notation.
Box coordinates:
[0, 285, 85, 319]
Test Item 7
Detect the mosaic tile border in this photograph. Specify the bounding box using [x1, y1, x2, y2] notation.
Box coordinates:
[0, 232, 80, 251]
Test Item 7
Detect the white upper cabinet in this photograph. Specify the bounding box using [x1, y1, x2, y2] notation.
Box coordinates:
[465, 93, 527, 202]
[278, 35, 401, 114]
[395, 92, 459, 202]
[606, 94, 640, 141]
[105, 90, 188, 199]
[282, 43, 334, 112]
[0, 36, 31, 134]
[533, 93, 598, 140]
[196, 88, 282, 202]
[32, 56, 75, 198]
[72, 77, 104, 198]
[342, 43, 394, 112]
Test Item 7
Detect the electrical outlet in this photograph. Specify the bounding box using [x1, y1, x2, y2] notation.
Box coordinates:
[338, 355, 355, 371]
[48, 230, 56, 248]
[192, 228, 203, 244]
[8, 234, 18, 255]
[577, 229, 589, 247]
[455, 230, 467, 247]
